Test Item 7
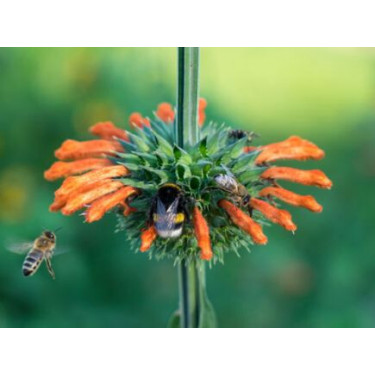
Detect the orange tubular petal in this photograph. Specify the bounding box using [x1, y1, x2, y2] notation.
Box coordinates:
[244, 146, 259, 153]
[44, 159, 112, 181]
[140, 226, 157, 252]
[156, 103, 175, 123]
[193, 207, 212, 261]
[49, 200, 66, 212]
[128, 112, 150, 129]
[120, 201, 137, 216]
[85, 186, 138, 223]
[250, 198, 297, 232]
[262, 136, 320, 150]
[199, 98, 207, 111]
[256, 145, 325, 164]
[52, 165, 129, 210]
[198, 111, 206, 127]
[198, 98, 207, 127]
[259, 186, 323, 213]
[89, 121, 129, 141]
[55, 139, 124, 160]
[218, 199, 268, 245]
[61, 180, 124, 215]
[261, 167, 333, 189]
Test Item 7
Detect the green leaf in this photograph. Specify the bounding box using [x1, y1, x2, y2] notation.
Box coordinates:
[199, 137, 208, 157]
[231, 150, 260, 174]
[237, 168, 264, 185]
[133, 152, 159, 166]
[140, 166, 170, 184]
[173, 145, 193, 164]
[133, 126, 156, 147]
[189, 176, 201, 191]
[152, 130, 174, 157]
[127, 132, 150, 152]
[190, 136, 207, 159]
[199, 295, 217, 328]
[149, 119, 174, 143]
[120, 178, 155, 190]
[118, 162, 141, 172]
[154, 151, 170, 166]
[167, 310, 181, 328]
[197, 264, 217, 328]
[190, 160, 212, 177]
[197, 160, 212, 175]
[207, 130, 228, 155]
[116, 140, 137, 153]
[212, 137, 248, 164]
[208, 165, 227, 177]
[229, 136, 248, 159]
[142, 125, 158, 144]
[176, 163, 192, 180]
[116, 153, 143, 164]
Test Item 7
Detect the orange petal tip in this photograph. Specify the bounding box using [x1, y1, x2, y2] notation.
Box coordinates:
[156, 103, 175, 123]
[140, 226, 157, 252]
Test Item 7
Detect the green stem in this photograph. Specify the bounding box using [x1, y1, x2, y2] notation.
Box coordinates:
[175, 47, 200, 147]
[176, 47, 201, 328]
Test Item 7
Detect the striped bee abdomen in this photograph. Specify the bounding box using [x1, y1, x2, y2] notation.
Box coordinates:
[22, 249, 44, 277]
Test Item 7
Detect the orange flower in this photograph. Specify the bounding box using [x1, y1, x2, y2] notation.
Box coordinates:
[120, 201, 137, 216]
[61, 180, 124, 215]
[250, 198, 297, 232]
[218, 199, 268, 245]
[89, 121, 129, 141]
[255, 136, 325, 164]
[193, 206, 212, 260]
[262, 136, 319, 150]
[261, 167, 333, 189]
[128, 112, 150, 129]
[44, 158, 112, 181]
[140, 226, 157, 252]
[198, 98, 207, 126]
[156, 103, 175, 123]
[85, 186, 138, 223]
[55, 139, 123, 160]
[244, 146, 259, 153]
[259, 186, 322, 213]
[50, 165, 129, 210]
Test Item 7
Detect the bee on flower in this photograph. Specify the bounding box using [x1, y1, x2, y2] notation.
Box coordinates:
[44, 99, 332, 263]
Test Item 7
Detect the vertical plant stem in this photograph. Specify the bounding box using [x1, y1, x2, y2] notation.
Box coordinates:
[176, 47, 201, 328]
[176, 47, 200, 147]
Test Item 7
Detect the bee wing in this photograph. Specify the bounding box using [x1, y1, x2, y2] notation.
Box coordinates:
[166, 199, 180, 230]
[5, 240, 34, 254]
[52, 246, 70, 257]
[215, 174, 238, 191]
[156, 198, 178, 231]
[156, 197, 167, 216]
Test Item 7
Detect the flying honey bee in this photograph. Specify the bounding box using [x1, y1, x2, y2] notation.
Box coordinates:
[228, 129, 258, 142]
[7, 230, 59, 279]
[214, 174, 251, 206]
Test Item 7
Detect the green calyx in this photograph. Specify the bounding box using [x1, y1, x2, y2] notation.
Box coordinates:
[114, 118, 268, 264]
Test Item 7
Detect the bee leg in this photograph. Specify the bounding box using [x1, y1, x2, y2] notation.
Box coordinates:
[247, 205, 254, 217]
[200, 186, 219, 194]
[183, 204, 190, 222]
[179, 196, 191, 222]
[45, 255, 55, 280]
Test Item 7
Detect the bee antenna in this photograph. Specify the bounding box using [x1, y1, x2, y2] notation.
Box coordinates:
[54, 227, 63, 233]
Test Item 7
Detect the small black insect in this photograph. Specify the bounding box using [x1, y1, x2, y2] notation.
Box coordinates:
[228, 129, 258, 142]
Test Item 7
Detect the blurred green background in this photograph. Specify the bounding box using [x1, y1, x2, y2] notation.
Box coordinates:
[0, 47, 374, 327]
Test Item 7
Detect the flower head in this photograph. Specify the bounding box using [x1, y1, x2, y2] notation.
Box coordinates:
[45, 99, 332, 263]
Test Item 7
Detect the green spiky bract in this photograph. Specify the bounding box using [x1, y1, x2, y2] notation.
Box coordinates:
[114, 117, 270, 264]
